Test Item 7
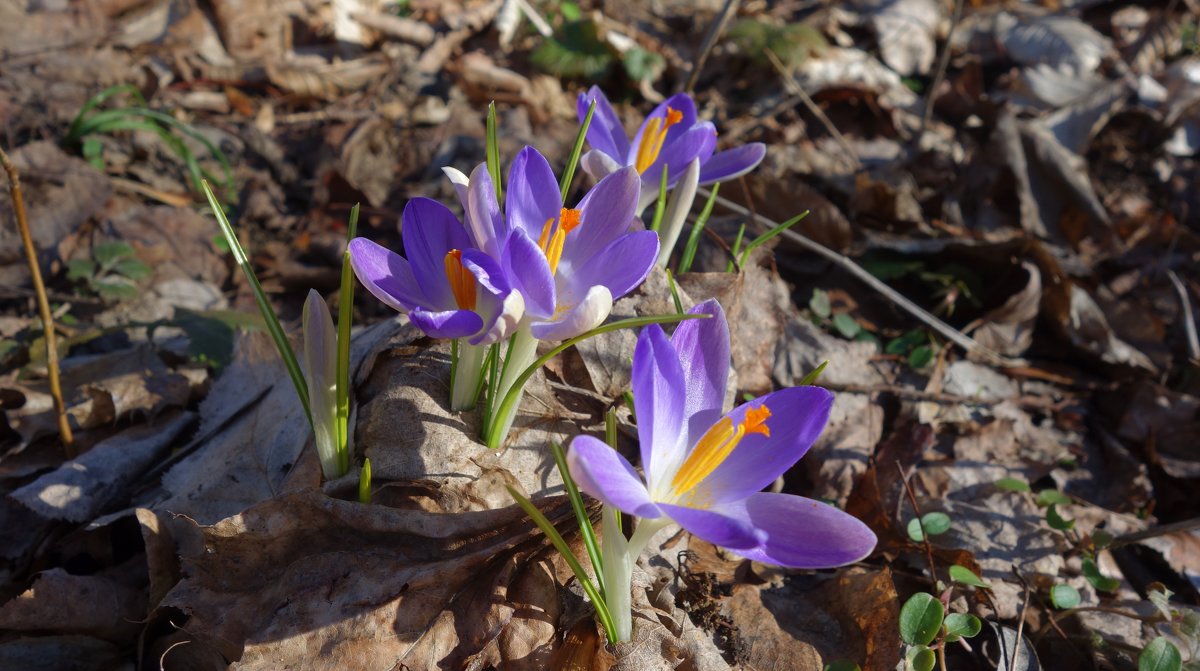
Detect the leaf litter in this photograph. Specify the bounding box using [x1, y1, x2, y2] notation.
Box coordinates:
[1, 0, 1200, 669]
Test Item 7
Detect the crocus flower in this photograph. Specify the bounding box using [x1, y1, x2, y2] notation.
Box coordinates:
[499, 146, 658, 342]
[567, 300, 876, 637]
[349, 198, 523, 346]
[576, 87, 766, 213]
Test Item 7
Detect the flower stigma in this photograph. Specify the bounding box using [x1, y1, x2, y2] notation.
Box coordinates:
[668, 404, 772, 502]
[443, 249, 477, 310]
[634, 107, 684, 174]
[537, 207, 583, 275]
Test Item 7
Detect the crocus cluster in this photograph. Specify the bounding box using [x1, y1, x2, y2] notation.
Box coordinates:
[568, 300, 877, 640]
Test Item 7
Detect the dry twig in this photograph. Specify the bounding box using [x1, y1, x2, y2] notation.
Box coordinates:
[764, 48, 862, 171]
[1, 146, 75, 454]
[683, 0, 740, 93]
[919, 0, 966, 140]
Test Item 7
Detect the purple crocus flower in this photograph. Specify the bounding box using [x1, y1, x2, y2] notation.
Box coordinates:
[567, 299, 876, 567]
[348, 197, 523, 346]
[499, 146, 659, 341]
[576, 87, 767, 212]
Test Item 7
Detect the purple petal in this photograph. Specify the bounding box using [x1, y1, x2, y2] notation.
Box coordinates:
[682, 387, 834, 506]
[507, 146, 562, 241]
[442, 166, 470, 212]
[628, 93, 699, 165]
[631, 323, 688, 494]
[529, 284, 611, 341]
[408, 308, 483, 340]
[461, 250, 524, 345]
[658, 501, 762, 550]
[580, 149, 624, 183]
[402, 198, 472, 310]
[698, 144, 766, 184]
[565, 231, 658, 302]
[465, 163, 504, 257]
[670, 300, 730, 446]
[725, 493, 877, 568]
[501, 230, 556, 319]
[565, 167, 641, 268]
[567, 435, 661, 519]
[348, 237, 425, 313]
[578, 86, 630, 162]
[651, 123, 718, 187]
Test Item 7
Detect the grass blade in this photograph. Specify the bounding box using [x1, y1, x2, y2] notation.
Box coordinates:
[550, 441, 605, 595]
[202, 180, 311, 424]
[486, 102, 501, 201]
[649, 165, 669, 232]
[358, 458, 372, 504]
[725, 222, 746, 272]
[665, 269, 684, 315]
[560, 100, 596, 201]
[739, 209, 810, 267]
[335, 204, 360, 476]
[506, 486, 617, 643]
[676, 182, 720, 273]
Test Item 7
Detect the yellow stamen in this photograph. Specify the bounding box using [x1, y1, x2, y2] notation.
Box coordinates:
[669, 405, 772, 498]
[443, 249, 476, 310]
[537, 207, 583, 275]
[634, 107, 684, 174]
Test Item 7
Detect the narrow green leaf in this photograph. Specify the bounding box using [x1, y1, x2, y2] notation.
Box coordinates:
[1139, 638, 1183, 671]
[650, 165, 669, 233]
[485, 312, 709, 449]
[506, 486, 617, 642]
[948, 565, 990, 589]
[486, 102, 501, 201]
[1050, 584, 1080, 609]
[797, 361, 829, 387]
[898, 592, 944, 646]
[738, 209, 808, 266]
[1036, 489, 1072, 507]
[677, 182, 720, 273]
[560, 100, 595, 201]
[1082, 557, 1121, 592]
[725, 222, 746, 272]
[334, 202, 360, 476]
[943, 613, 981, 642]
[202, 180, 312, 425]
[550, 440, 605, 595]
[995, 477, 1031, 493]
[665, 269, 684, 315]
[358, 458, 372, 504]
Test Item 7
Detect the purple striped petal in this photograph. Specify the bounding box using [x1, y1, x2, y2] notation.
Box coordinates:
[580, 149, 623, 183]
[401, 198, 472, 310]
[670, 300, 730, 446]
[628, 93, 699, 165]
[578, 86, 630, 162]
[719, 493, 877, 568]
[409, 307, 483, 340]
[566, 231, 658, 302]
[632, 324, 688, 494]
[507, 146, 562, 241]
[529, 284, 611, 341]
[681, 387, 833, 507]
[698, 144, 766, 184]
[348, 237, 425, 313]
[501, 230, 556, 319]
[461, 249, 524, 345]
[565, 167, 641, 267]
[465, 163, 504, 257]
[658, 501, 763, 550]
[567, 435, 661, 519]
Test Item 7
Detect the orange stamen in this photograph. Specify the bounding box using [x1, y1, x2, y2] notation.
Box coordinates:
[668, 404, 771, 500]
[537, 208, 583, 276]
[634, 106, 684, 174]
[443, 249, 476, 310]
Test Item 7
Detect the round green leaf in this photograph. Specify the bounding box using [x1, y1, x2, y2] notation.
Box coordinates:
[1050, 584, 1081, 609]
[943, 613, 982, 641]
[1139, 637, 1183, 671]
[833, 313, 861, 338]
[1046, 504, 1075, 531]
[921, 512, 951, 535]
[906, 645, 936, 671]
[908, 345, 934, 368]
[949, 564, 991, 589]
[1082, 557, 1121, 593]
[1091, 529, 1114, 550]
[899, 592, 944, 646]
[809, 289, 832, 318]
[995, 477, 1031, 492]
[823, 662, 861, 671]
[1035, 489, 1071, 507]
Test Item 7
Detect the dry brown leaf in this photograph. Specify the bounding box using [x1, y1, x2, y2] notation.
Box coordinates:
[970, 261, 1041, 357]
[0, 635, 124, 671]
[0, 567, 145, 640]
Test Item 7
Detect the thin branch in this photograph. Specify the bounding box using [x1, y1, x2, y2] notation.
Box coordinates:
[1, 146, 74, 455]
[1010, 568, 1031, 671]
[698, 188, 1023, 367]
[919, 0, 966, 140]
[764, 48, 862, 171]
[684, 0, 740, 93]
[1108, 516, 1200, 549]
[896, 461, 939, 590]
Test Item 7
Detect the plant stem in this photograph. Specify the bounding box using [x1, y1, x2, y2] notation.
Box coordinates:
[451, 340, 488, 411]
[1, 147, 74, 455]
[487, 323, 538, 445]
[603, 514, 669, 642]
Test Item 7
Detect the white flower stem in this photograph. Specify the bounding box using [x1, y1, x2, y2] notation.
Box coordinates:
[602, 510, 670, 642]
[656, 158, 700, 268]
[487, 323, 538, 444]
[450, 340, 487, 411]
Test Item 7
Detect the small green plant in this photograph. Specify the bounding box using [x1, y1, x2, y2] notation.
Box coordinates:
[66, 241, 151, 301]
[66, 84, 235, 199]
[809, 289, 866, 340]
[885, 328, 937, 369]
[727, 18, 828, 67]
